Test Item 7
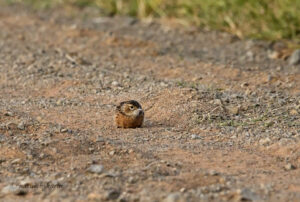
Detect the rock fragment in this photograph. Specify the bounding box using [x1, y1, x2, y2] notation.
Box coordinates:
[87, 164, 104, 174]
[289, 49, 300, 65]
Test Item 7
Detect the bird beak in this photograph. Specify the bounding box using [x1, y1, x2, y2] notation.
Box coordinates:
[138, 108, 143, 115]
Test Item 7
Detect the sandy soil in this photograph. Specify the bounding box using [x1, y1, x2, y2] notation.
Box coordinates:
[0, 5, 300, 202]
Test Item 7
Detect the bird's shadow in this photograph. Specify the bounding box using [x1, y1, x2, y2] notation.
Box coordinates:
[142, 120, 173, 128]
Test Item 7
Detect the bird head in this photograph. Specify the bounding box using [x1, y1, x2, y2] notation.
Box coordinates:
[118, 100, 144, 117]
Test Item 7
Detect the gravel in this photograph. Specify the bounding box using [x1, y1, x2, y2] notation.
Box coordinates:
[0, 4, 299, 202]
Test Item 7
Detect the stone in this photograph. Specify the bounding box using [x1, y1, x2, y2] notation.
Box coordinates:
[20, 178, 36, 187]
[235, 188, 260, 201]
[259, 137, 271, 146]
[275, 66, 282, 71]
[4, 112, 13, 116]
[191, 134, 200, 139]
[211, 99, 222, 105]
[1, 185, 27, 195]
[284, 163, 296, 171]
[289, 49, 300, 65]
[112, 81, 119, 87]
[290, 109, 298, 115]
[87, 164, 104, 174]
[180, 188, 186, 192]
[128, 176, 136, 184]
[164, 192, 184, 202]
[96, 136, 105, 142]
[264, 120, 274, 127]
[11, 158, 21, 164]
[268, 51, 280, 59]
[60, 128, 68, 133]
[241, 82, 249, 87]
[105, 189, 120, 200]
[226, 106, 240, 115]
[246, 50, 254, 61]
[6, 122, 17, 130]
[208, 170, 219, 176]
[49, 189, 60, 197]
[17, 122, 25, 130]
[87, 192, 103, 200]
[236, 126, 243, 133]
[56, 99, 63, 106]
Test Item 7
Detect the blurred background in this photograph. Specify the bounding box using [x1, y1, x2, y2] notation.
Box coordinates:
[2, 0, 300, 43]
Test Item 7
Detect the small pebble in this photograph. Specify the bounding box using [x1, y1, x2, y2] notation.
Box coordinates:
[164, 192, 184, 202]
[4, 112, 13, 116]
[289, 49, 300, 65]
[259, 137, 271, 146]
[112, 81, 119, 87]
[208, 170, 219, 176]
[87, 192, 103, 200]
[276, 66, 282, 71]
[290, 109, 298, 115]
[60, 128, 68, 133]
[180, 188, 186, 192]
[241, 82, 249, 87]
[87, 164, 104, 174]
[20, 178, 36, 187]
[284, 163, 296, 171]
[1, 185, 27, 195]
[226, 106, 240, 115]
[105, 189, 120, 200]
[235, 188, 260, 201]
[96, 136, 105, 142]
[11, 158, 21, 164]
[191, 134, 200, 139]
[17, 122, 25, 130]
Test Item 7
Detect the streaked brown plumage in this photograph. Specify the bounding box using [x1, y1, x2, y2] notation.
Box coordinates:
[115, 100, 144, 128]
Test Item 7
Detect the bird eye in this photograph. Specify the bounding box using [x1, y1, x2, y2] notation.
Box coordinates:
[129, 106, 134, 110]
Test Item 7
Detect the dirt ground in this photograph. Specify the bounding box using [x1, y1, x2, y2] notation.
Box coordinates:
[0, 4, 300, 202]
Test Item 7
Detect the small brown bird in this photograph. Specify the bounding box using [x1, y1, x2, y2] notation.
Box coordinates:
[115, 100, 144, 128]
